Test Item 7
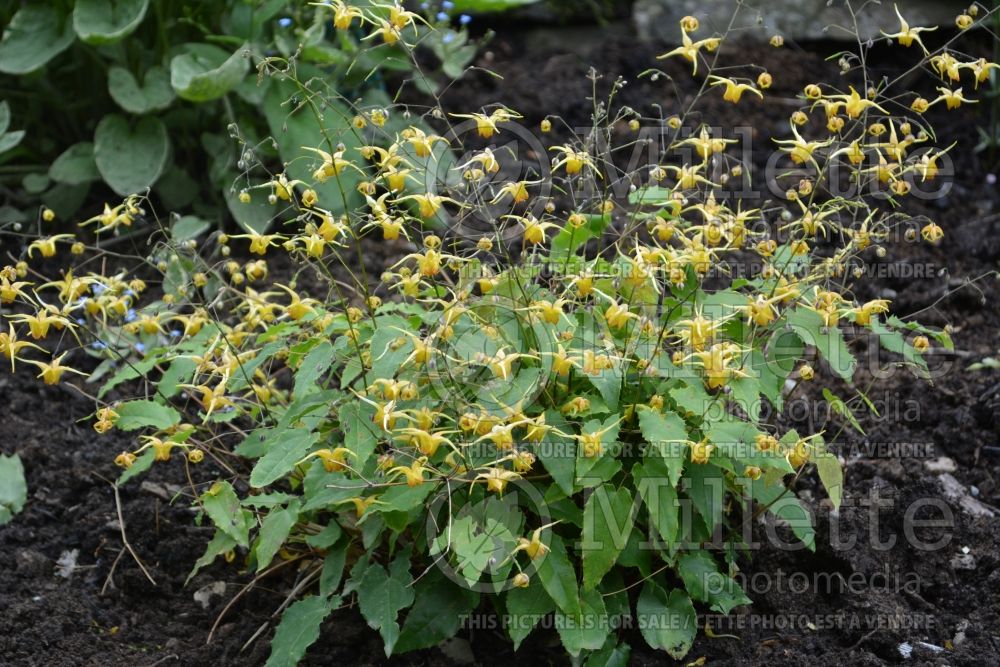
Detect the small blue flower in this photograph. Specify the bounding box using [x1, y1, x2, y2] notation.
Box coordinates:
[134, 342, 146, 354]
[76, 318, 86, 326]
[459, 13, 471, 25]
[92, 283, 106, 295]
[170, 329, 182, 338]
[442, 32, 455, 43]
[442, 0, 454, 8]
[91, 340, 107, 350]
[124, 289, 135, 298]
[436, 11, 449, 21]
[125, 309, 137, 323]
[420, 1, 430, 9]
[278, 17, 293, 28]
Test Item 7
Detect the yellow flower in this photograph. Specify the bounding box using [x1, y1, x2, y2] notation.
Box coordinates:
[476, 467, 520, 495]
[689, 438, 715, 464]
[708, 76, 762, 104]
[313, 0, 363, 30]
[880, 4, 937, 52]
[30, 352, 86, 385]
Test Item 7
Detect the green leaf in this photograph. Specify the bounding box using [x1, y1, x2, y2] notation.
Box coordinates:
[637, 407, 687, 487]
[451, 0, 543, 11]
[263, 75, 363, 215]
[0, 128, 24, 155]
[822, 387, 864, 435]
[0, 6, 75, 75]
[633, 460, 679, 546]
[684, 463, 725, 535]
[108, 65, 174, 113]
[770, 496, 816, 551]
[433, 516, 516, 587]
[636, 582, 696, 659]
[250, 429, 320, 488]
[537, 410, 577, 496]
[114, 399, 181, 431]
[320, 544, 347, 596]
[0, 103, 25, 155]
[549, 214, 610, 260]
[171, 215, 211, 244]
[582, 486, 634, 590]
[202, 481, 252, 547]
[505, 582, 555, 650]
[116, 448, 155, 486]
[49, 143, 100, 185]
[253, 500, 300, 572]
[677, 550, 750, 614]
[94, 114, 169, 196]
[73, 0, 149, 45]
[0, 453, 27, 525]
[586, 637, 631, 667]
[293, 341, 335, 397]
[535, 534, 580, 617]
[341, 402, 378, 471]
[785, 307, 855, 380]
[556, 588, 609, 656]
[186, 529, 237, 585]
[265, 595, 334, 667]
[395, 569, 479, 653]
[815, 451, 843, 509]
[170, 43, 248, 102]
[357, 553, 415, 656]
[869, 318, 929, 378]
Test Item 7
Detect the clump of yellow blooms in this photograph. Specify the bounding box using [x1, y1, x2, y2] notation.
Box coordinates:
[0, 4, 977, 661]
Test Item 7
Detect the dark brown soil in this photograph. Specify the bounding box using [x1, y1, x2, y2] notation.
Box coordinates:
[3, 25, 1000, 667]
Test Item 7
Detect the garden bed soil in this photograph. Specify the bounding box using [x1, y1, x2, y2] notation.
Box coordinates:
[3, 27, 1000, 667]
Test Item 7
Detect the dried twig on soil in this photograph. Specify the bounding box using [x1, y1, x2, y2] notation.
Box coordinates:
[113, 483, 157, 586]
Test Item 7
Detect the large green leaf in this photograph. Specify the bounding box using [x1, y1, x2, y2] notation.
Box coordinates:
[108, 65, 174, 113]
[263, 75, 363, 214]
[170, 43, 248, 102]
[0, 453, 27, 525]
[0, 102, 25, 155]
[395, 569, 480, 652]
[637, 407, 687, 487]
[636, 582, 696, 659]
[201, 481, 252, 547]
[684, 462, 725, 535]
[265, 595, 335, 667]
[677, 550, 750, 614]
[250, 429, 320, 488]
[93, 114, 170, 195]
[556, 588, 609, 656]
[505, 581, 555, 649]
[0, 6, 76, 75]
[114, 399, 181, 431]
[785, 307, 855, 380]
[252, 500, 300, 572]
[582, 486, 634, 590]
[49, 143, 101, 185]
[535, 534, 580, 617]
[633, 459, 679, 546]
[73, 0, 149, 45]
[357, 552, 415, 656]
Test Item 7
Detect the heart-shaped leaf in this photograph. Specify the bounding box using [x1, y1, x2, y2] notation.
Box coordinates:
[0, 5, 76, 75]
[49, 143, 101, 185]
[73, 0, 149, 45]
[94, 114, 170, 195]
[170, 43, 248, 102]
[108, 65, 174, 114]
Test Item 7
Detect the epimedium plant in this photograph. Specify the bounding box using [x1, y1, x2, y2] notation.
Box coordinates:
[0, 0, 493, 235]
[2, 2, 991, 665]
